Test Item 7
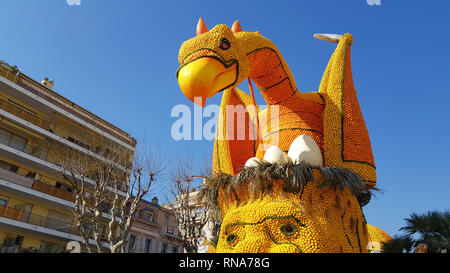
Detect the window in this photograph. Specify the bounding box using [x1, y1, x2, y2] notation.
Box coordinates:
[0, 198, 7, 206]
[31, 145, 48, 160]
[0, 160, 18, 173]
[67, 136, 90, 151]
[128, 234, 136, 253]
[144, 238, 153, 253]
[164, 215, 169, 226]
[160, 242, 168, 253]
[145, 213, 153, 222]
[46, 210, 73, 233]
[0, 128, 27, 152]
[172, 246, 178, 253]
[167, 227, 174, 234]
[14, 236, 24, 247]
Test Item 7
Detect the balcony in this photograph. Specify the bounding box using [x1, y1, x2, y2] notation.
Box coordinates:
[0, 100, 133, 172]
[9, 72, 135, 149]
[32, 180, 75, 203]
[0, 164, 75, 203]
[0, 142, 128, 198]
[0, 167, 33, 189]
[0, 64, 19, 84]
[162, 225, 182, 241]
[0, 167, 125, 223]
[0, 203, 112, 249]
[0, 96, 50, 130]
[0, 165, 76, 205]
[0, 205, 23, 221]
[0, 204, 77, 235]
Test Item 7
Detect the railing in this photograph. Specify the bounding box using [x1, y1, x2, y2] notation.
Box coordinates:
[32, 180, 76, 203]
[0, 166, 126, 216]
[0, 167, 34, 188]
[0, 165, 77, 203]
[28, 212, 75, 234]
[0, 205, 23, 221]
[1, 63, 135, 148]
[0, 204, 77, 235]
[0, 64, 19, 83]
[0, 96, 133, 167]
[46, 138, 132, 174]
[162, 226, 181, 238]
[15, 74, 135, 147]
[0, 166, 76, 203]
[0, 96, 50, 130]
[0, 245, 20, 253]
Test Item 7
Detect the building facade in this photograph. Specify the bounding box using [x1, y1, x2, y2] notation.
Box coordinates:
[0, 60, 136, 253]
[163, 191, 219, 253]
[126, 197, 184, 253]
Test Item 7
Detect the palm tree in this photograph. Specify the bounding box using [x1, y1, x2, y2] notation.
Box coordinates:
[382, 235, 413, 253]
[382, 210, 450, 253]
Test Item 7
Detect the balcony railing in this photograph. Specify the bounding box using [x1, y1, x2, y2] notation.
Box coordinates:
[0, 96, 50, 130]
[0, 205, 23, 221]
[0, 166, 128, 216]
[0, 165, 77, 203]
[0, 167, 33, 188]
[0, 64, 19, 83]
[0, 245, 20, 253]
[0, 205, 112, 248]
[14, 74, 135, 147]
[32, 180, 75, 203]
[0, 204, 77, 235]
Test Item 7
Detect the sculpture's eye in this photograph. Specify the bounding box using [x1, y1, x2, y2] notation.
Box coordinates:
[280, 223, 298, 236]
[226, 232, 238, 244]
[219, 38, 230, 50]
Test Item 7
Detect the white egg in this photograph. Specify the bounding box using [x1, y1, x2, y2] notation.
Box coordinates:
[244, 157, 261, 168]
[288, 134, 323, 167]
[263, 146, 288, 164]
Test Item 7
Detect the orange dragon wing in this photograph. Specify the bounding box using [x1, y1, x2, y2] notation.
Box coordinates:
[318, 33, 377, 187]
[213, 88, 259, 176]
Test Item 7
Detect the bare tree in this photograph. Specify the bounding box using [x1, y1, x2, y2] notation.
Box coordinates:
[59, 140, 162, 253]
[166, 157, 218, 253]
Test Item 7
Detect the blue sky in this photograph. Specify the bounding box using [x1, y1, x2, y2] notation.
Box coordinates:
[0, 0, 449, 237]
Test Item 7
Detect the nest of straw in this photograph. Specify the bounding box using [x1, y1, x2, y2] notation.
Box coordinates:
[198, 161, 377, 215]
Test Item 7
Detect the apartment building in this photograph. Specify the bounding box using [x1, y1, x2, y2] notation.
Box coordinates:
[0, 60, 136, 253]
[126, 197, 184, 253]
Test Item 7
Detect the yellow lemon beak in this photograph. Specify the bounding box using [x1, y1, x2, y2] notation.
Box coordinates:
[177, 57, 237, 107]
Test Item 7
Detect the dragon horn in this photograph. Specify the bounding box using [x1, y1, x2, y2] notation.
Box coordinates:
[231, 20, 242, 33]
[196, 17, 208, 36]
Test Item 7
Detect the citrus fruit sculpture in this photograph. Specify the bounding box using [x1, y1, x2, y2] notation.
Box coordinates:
[176, 18, 389, 253]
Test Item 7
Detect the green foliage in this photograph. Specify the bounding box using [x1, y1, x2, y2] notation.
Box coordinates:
[383, 210, 450, 253]
[382, 235, 413, 253]
[7, 65, 19, 74]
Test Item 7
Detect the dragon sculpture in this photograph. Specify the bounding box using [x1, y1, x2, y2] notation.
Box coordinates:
[176, 18, 390, 253]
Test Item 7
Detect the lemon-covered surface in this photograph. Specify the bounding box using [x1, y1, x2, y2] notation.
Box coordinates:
[178, 19, 386, 253]
[201, 163, 373, 253]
